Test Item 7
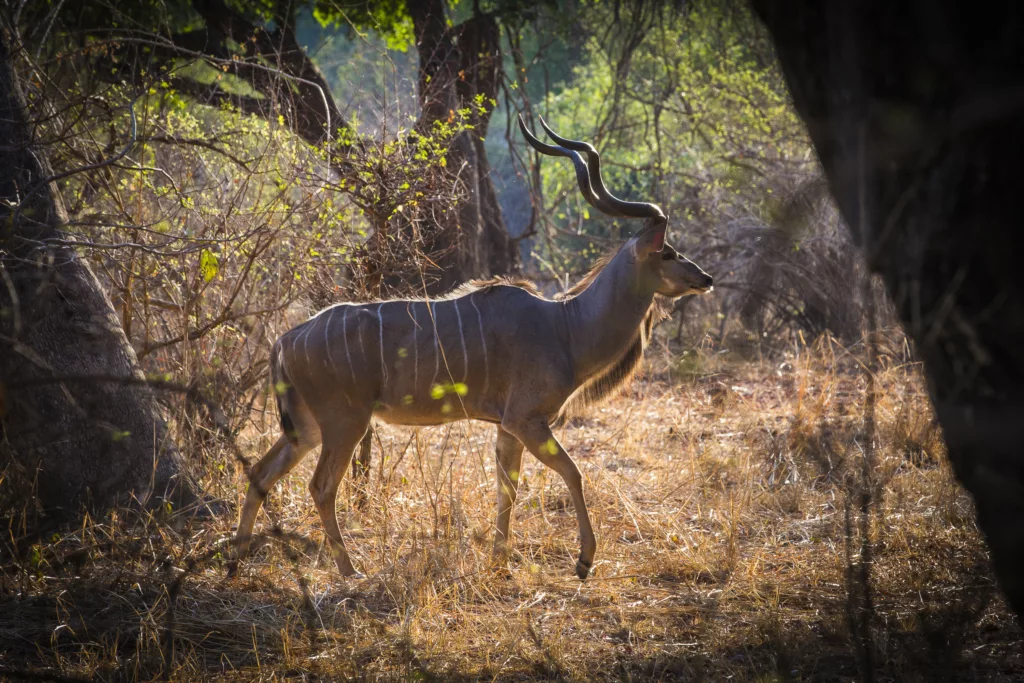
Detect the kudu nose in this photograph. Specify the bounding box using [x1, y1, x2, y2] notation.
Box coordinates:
[703, 274, 714, 289]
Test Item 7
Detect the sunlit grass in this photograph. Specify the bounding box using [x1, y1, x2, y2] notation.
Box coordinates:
[2, 334, 1021, 681]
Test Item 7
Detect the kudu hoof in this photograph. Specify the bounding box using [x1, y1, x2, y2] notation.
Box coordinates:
[487, 559, 514, 580]
[575, 558, 592, 580]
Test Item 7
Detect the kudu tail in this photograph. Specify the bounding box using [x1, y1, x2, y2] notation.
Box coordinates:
[270, 341, 299, 445]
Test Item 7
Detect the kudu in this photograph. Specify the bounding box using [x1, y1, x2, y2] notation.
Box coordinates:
[231, 116, 713, 580]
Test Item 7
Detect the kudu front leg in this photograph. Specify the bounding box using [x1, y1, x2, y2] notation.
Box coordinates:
[492, 427, 525, 565]
[503, 419, 596, 580]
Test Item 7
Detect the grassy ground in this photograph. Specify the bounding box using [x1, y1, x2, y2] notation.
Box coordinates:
[2, 334, 1022, 681]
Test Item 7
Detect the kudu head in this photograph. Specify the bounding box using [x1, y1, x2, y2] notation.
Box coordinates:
[520, 115, 713, 298]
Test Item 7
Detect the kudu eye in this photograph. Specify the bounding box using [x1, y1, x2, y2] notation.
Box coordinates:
[661, 251, 675, 261]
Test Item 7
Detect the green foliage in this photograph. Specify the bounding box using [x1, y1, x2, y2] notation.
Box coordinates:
[171, 60, 264, 99]
[311, 0, 414, 52]
[532, 0, 813, 270]
[311, 103, 475, 234]
[596, 7, 792, 175]
[199, 249, 220, 282]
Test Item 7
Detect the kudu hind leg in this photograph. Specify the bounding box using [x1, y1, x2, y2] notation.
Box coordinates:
[230, 435, 310, 575]
[504, 419, 596, 580]
[351, 428, 373, 509]
[492, 427, 525, 564]
[309, 421, 371, 577]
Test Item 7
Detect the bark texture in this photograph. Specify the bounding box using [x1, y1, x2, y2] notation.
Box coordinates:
[410, 0, 517, 291]
[0, 29, 195, 522]
[166, 0, 348, 164]
[752, 0, 1024, 616]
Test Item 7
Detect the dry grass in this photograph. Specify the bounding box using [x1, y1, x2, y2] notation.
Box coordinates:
[2, 334, 1021, 682]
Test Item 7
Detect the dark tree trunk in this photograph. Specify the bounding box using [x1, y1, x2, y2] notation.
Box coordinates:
[183, 0, 349, 162]
[0, 29, 197, 524]
[409, 0, 517, 292]
[752, 0, 1024, 617]
[456, 13, 518, 277]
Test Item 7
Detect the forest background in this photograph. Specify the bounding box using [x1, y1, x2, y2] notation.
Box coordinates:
[2, 0, 1021, 680]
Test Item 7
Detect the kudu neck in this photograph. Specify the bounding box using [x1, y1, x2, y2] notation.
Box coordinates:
[564, 247, 656, 381]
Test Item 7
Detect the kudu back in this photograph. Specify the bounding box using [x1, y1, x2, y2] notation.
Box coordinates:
[232, 116, 713, 580]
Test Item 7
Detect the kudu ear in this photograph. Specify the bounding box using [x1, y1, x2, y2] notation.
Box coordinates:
[632, 217, 667, 258]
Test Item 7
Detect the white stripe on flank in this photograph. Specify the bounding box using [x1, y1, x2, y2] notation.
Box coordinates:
[410, 304, 419, 390]
[341, 306, 356, 382]
[430, 302, 440, 387]
[470, 293, 488, 395]
[275, 339, 289, 386]
[323, 308, 338, 370]
[299, 320, 315, 371]
[357, 308, 366, 363]
[377, 303, 387, 386]
[453, 299, 468, 382]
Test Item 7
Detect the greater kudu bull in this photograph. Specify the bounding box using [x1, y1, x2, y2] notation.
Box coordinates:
[231, 116, 713, 580]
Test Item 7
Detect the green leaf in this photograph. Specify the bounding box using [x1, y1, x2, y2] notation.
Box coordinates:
[200, 249, 219, 282]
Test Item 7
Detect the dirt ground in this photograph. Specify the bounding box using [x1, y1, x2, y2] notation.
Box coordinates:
[2, 335, 1022, 681]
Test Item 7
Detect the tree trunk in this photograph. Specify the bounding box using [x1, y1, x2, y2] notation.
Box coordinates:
[456, 13, 519, 277]
[410, 0, 517, 292]
[186, 0, 350, 163]
[0, 29, 198, 525]
[752, 0, 1024, 617]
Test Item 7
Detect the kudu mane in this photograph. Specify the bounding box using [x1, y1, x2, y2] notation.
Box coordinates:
[560, 251, 616, 298]
[443, 275, 544, 299]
